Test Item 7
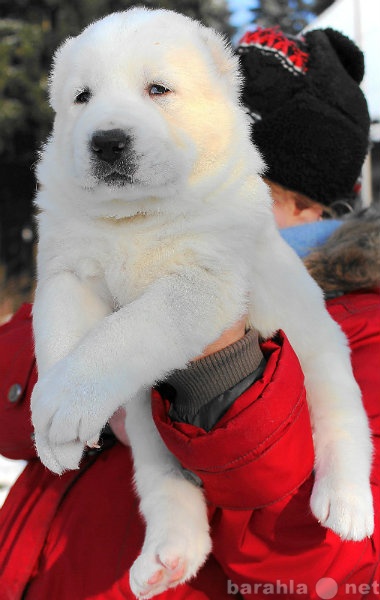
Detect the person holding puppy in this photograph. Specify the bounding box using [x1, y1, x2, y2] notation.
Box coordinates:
[0, 26, 379, 600]
[150, 26, 380, 599]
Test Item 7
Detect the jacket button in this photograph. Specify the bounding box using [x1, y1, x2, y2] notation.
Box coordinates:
[8, 383, 23, 403]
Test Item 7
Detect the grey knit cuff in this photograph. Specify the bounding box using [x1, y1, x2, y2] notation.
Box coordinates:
[164, 328, 264, 421]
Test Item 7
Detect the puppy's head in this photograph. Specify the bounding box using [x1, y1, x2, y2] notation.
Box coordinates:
[40, 8, 248, 215]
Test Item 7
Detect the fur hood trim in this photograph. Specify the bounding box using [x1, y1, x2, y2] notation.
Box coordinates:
[304, 206, 380, 295]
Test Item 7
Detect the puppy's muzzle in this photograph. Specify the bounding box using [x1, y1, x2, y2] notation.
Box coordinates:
[90, 129, 137, 184]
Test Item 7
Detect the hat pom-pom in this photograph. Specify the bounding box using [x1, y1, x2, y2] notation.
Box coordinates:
[323, 28, 365, 83]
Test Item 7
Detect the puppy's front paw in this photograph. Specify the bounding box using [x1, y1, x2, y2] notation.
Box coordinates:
[31, 360, 107, 474]
[33, 429, 86, 475]
[310, 477, 374, 541]
[129, 526, 211, 599]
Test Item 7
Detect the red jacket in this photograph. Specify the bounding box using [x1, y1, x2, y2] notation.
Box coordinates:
[0, 291, 379, 599]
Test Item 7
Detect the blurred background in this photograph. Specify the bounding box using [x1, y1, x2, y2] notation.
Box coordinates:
[1, 0, 379, 322]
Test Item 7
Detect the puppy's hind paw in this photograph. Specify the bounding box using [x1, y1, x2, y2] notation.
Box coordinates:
[129, 531, 211, 599]
[310, 478, 374, 541]
[130, 553, 185, 599]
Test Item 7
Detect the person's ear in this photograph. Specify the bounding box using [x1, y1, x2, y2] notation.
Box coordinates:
[293, 203, 324, 223]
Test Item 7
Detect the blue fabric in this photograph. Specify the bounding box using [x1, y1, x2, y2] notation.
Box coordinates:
[280, 220, 342, 258]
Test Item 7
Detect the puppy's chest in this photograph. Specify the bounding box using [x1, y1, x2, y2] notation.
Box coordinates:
[75, 227, 198, 305]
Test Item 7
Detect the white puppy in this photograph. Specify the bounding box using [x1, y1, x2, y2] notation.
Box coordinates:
[31, 8, 373, 599]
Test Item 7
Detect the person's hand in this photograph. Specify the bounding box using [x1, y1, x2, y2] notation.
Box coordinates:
[109, 406, 129, 446]
[109, 315, 248, 446]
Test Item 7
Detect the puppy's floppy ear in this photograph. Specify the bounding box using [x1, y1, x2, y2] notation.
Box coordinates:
[198, 25, 242, 100]
[48, 36, 76, 112]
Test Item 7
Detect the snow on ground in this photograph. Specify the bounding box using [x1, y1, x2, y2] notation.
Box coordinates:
[0, 455, 26, 507]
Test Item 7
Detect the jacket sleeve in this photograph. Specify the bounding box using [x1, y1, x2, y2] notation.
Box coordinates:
[0, 304, 37, 460]
[152, 332, 314, 510]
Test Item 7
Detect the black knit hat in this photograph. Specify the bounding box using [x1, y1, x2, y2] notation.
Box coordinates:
[237, 27, 370, 205]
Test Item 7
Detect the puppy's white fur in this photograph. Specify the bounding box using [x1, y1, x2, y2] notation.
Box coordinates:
[31, 9, 373, 599]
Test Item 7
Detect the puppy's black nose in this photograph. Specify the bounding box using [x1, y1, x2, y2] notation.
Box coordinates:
[91, 129, 131, 164]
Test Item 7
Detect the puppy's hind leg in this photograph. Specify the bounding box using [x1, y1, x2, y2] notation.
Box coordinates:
[249, 227, 373, 541]
[126, 389, 211, 600]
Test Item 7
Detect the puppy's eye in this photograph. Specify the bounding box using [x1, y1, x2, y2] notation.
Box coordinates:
[75, 88, 92, 104]
[148, 84, 171, 96]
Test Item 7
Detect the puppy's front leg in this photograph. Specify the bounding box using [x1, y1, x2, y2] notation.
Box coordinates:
[32, 271, 112, 472]
[126, 390, 211, 599]
[33, 271, 112, 375]
[249, 227, 373, 540]
[32, 266, 245, 474]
